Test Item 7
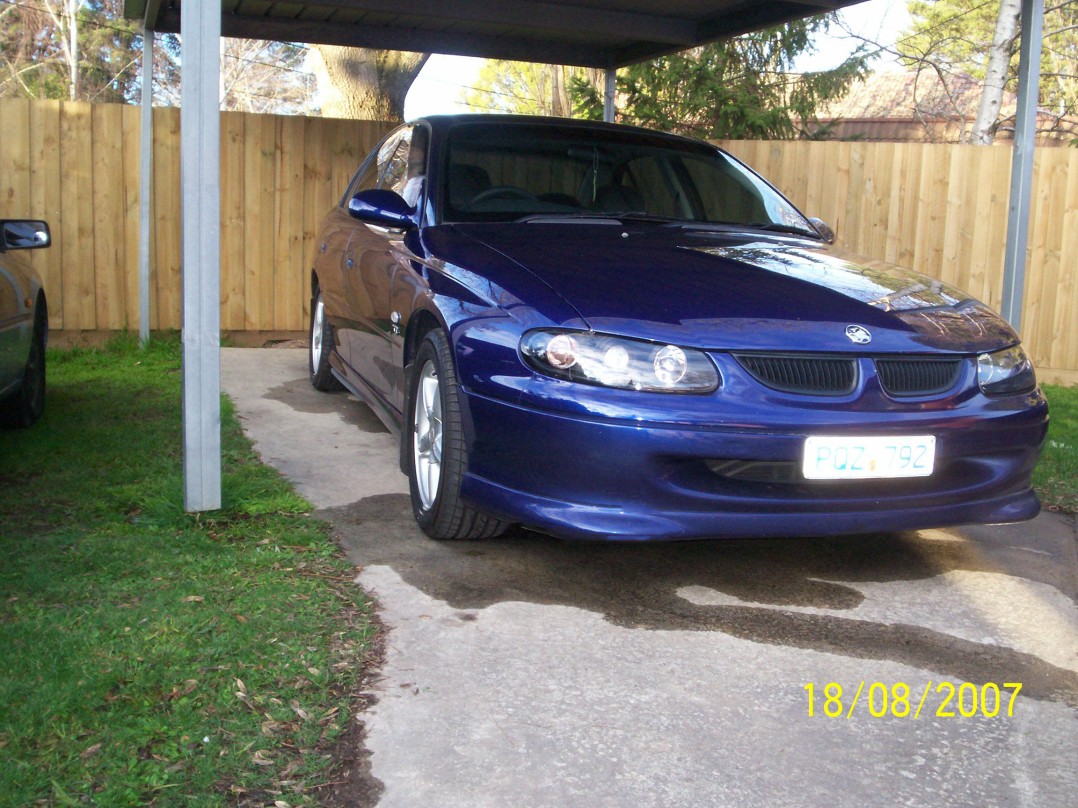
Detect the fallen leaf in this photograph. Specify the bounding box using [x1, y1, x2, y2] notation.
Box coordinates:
[235, 678, 247, 694]
[181, 596, 204, 603]
[306, 667, 321, 677]
[252, 749, 274, 766]
[165, 679, 198, 701]
[80, 743, 102, 760]
[234, 614, 248, 624]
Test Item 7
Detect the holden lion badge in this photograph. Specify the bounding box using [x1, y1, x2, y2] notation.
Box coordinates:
[845, 325, 872, 345]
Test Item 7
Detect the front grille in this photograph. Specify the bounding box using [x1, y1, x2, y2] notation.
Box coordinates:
[734, 354, 857, 396]
[876, 358, 963, 397]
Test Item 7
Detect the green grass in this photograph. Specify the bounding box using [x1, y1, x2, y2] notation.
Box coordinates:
[1036, 384, 1078, 514]
[0, 336, 376, 806]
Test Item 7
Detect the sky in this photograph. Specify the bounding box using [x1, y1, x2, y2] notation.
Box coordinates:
[403, 0, 912, 120]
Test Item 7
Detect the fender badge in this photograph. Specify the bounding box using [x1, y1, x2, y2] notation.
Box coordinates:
[845, 325, 872, 345]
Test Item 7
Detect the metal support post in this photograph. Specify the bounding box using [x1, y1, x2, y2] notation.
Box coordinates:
[1000, 0, 1044, 331]
[603, 68, 616, 123]
[180, 0, 222, 512]
[138, 26, 153, 345]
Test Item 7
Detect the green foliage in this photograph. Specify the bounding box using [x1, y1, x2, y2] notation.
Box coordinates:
[462, 62, 599, 117]
[0, 0, 142, 102]
[0, 336, 376, 805]
[899, 0, 1078, 134]
[575, 16, 868, 139]
[464, 15, 866, 140]
[1034, 384, 1078, 514]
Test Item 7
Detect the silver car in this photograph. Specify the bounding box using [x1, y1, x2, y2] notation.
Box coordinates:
[1, 220, 50, 428]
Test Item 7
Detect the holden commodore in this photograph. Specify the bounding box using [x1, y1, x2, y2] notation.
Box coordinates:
[308, 115, 1047, 541]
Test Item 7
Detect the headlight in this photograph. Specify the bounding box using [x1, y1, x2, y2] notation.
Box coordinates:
[521, 330, 719, 393]
[977, 345, 1036, 395]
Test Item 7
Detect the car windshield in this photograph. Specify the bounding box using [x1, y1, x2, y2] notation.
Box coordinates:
[440, 122, 816, 235]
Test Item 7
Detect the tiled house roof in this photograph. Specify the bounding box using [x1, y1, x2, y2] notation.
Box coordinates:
[816, 69, 1016, 122]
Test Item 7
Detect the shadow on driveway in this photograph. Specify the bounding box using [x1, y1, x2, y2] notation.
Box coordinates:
[324, 492, 1078, 708]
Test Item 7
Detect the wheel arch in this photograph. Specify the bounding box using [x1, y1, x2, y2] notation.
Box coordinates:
[399, 307, 444, 474]
[35, 289, 48, 348]
[402, 307, 444, 372]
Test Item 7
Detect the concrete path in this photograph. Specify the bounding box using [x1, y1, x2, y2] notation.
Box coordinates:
[222, 348, 1078, 808]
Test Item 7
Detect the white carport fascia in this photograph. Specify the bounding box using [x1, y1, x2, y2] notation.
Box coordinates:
[179, 0, 223, 512]
[1001, 0, 1044, 333]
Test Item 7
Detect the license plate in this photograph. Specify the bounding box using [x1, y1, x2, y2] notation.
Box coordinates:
[803, 435, 936, 480]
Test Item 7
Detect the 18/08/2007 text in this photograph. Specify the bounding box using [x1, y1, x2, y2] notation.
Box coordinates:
[804, 681, 1023, 719]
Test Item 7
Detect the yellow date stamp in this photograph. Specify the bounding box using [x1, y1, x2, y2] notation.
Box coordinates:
[804, 681, 1023, 719]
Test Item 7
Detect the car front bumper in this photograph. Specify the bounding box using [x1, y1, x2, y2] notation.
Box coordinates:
[457, 385, 1048, 541]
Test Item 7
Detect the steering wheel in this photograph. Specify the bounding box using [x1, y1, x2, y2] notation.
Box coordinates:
[468, 185, 539, 206]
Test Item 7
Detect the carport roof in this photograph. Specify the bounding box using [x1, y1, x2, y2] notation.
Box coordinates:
[124, 0, 866, 69]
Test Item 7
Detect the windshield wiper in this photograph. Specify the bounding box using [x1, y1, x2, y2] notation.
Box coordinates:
[518, 211, 682, 224]
[611, 211, 683, 223]
[745, 221, 822, 238]
[678, 220, 821, 238]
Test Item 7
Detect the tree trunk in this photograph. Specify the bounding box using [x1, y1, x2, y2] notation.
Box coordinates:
[550, 65, 572, 117]
[971, 0, 1021, 144]
[311, 47, 429, 121]
[67, 0, 77, 100]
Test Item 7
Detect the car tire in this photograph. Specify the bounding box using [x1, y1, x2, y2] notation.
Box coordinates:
[309, 287, 343, 392]
[406, 329, 509, 540]
[0, 298, 46, 429]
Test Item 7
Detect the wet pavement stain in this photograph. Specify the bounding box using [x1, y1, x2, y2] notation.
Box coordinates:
[321, 493, 1078, 709]
[264, 377, 389, 433]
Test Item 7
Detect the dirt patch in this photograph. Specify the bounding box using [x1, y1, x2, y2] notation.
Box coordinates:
[316, 612, 387, 808]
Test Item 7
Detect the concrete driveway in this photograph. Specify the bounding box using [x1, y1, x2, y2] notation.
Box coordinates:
[222, 347, 1078, 808]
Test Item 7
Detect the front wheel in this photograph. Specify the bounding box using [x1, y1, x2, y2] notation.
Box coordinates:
[309, 288, 343, 392]
[406, 330, 508, 540]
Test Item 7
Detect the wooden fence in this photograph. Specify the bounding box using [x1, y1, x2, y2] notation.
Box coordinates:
[717, 140, 1078, 385]
[0, 98, 1074, 383]
[0, 98, 392, 340]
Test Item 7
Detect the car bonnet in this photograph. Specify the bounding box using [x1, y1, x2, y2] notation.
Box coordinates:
[448, 221, 1018, 355]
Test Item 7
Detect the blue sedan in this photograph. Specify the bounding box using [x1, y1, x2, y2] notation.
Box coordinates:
[308, 115, 1047, 541]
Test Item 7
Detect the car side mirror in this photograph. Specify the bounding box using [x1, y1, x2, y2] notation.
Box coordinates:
[348, 189, 417, 230]
[1, 220, 51, 252]
[808, 217, 835, 244]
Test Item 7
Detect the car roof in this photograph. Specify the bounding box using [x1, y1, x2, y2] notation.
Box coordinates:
[412, 114, 715, 151]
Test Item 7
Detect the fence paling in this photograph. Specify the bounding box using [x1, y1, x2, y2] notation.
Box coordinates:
[0, 97, 1073, 382]
[717, 139, 1076, 383]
